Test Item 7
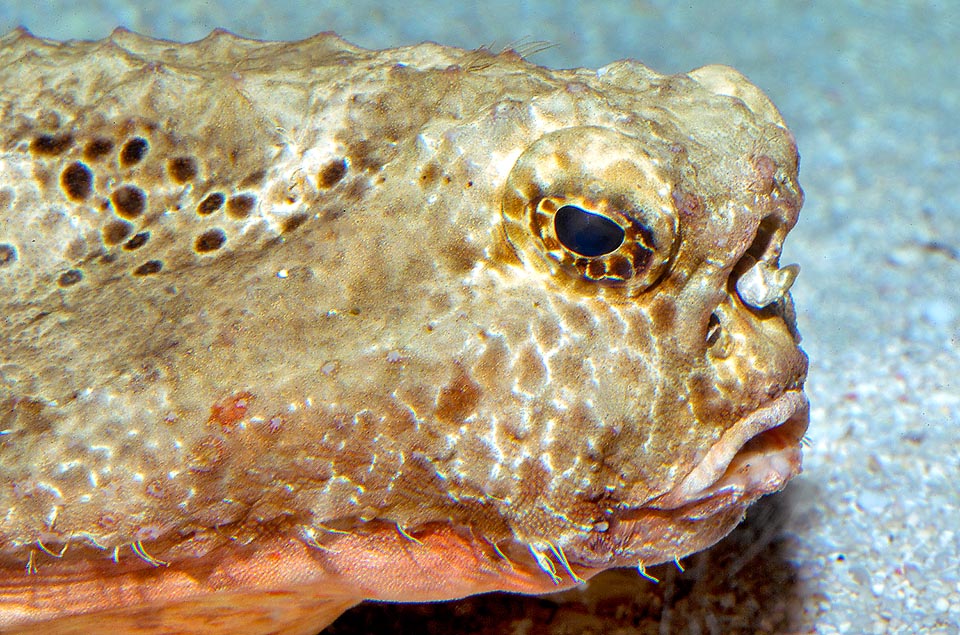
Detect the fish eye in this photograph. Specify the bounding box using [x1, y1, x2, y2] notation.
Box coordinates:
[554, 205, 624, 257]
[502, 126, 679, 296]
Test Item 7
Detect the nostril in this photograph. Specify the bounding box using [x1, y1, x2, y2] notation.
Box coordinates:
[706, 312, 722, 346]
[745, 214, 783, 262]
[705, 309, 733, 359]
[730, 214, 784, 289]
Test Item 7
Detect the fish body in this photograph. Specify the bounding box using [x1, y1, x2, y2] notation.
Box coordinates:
[0, 29, 807, 633]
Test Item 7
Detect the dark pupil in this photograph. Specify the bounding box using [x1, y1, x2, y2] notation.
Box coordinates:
[554, 205, 625, 257]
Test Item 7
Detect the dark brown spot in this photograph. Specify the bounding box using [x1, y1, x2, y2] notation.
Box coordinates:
[119, 137, 149, 167]
[0, 244, 17, 267]
[239, 170, 266, 188]
[226, 194, 256, 219]
[629, 244, 653, 273]
[111, 185, 146, 219]
[650, 296, 676, 330]
[60, 162, 93, 201]
[318, 159, 348, 188]
[583, 260, 606, 279]
[435, 370, 481, 424]
[197, 193, 225, 215]
[83, 138, 114, 161]
[133, 260, 162, 276]
[347, 140, 386, 172]
[439, 239, 482, 274]
[83, 137, 113, 161]
[123, 232, 150, 250]
[419, 162, 442, 187]
[194, 228, 226, 253]
[520, 180, 542, 202]
[2, 397, 52, 436]
[65, 239, 85, 261]
[31, 134, 73, 156]
[57, 269, 83, 287]
[607, 255, 633, 280]
[31, 166, 53, 191]
[103, 220, 133, 246]
[167, 157, 198, 183]
[281, 213, 309, 234]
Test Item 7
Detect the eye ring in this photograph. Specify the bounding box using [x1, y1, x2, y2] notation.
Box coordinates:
[502, 126, 679, 296]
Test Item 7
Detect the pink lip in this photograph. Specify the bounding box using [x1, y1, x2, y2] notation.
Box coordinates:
[650, 390, 809, 510]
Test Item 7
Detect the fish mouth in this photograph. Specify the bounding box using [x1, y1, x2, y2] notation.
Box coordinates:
[650, 390, 809, 510]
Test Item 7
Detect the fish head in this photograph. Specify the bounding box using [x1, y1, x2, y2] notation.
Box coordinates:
[478, 62, 809, 571]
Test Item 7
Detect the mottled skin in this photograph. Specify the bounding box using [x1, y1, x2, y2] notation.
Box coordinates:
[0, 29, 808, 633]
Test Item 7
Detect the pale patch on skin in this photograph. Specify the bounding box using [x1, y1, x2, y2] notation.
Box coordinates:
[0, 27, 808, 634]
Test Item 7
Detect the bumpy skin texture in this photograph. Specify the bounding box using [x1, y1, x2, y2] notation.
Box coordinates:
[0, 28, 808, 633]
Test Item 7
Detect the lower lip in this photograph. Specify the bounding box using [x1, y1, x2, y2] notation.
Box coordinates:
[650, 390, 809, 510]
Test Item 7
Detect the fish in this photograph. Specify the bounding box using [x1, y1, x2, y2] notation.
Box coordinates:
[0, 27, 809, 634]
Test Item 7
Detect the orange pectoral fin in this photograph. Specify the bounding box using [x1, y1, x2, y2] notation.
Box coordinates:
[1, 523, 593, 634]
[4, 588, 359, 635]
[0, 537, 363, 635]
